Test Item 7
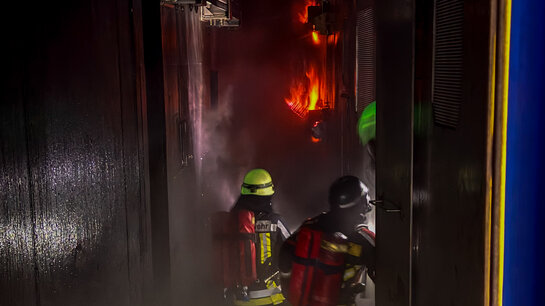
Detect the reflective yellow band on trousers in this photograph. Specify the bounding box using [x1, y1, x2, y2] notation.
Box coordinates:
[343, 265, 362, 281]
[233, 293, 285, 306]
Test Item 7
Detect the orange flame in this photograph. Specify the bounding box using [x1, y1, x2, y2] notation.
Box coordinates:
[285, 0, 334, 119]
[327, 33, 339, 45]
[285, 64, 327, 118]
[298, 0, 315, 24]
[311, 31, 320, 44]
[306, 66, 323, 110]
[285, 80, 308, 118]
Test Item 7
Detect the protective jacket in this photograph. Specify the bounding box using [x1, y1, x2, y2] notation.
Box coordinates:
[228, 195, 291, 306]
[279, 209, 375, 306]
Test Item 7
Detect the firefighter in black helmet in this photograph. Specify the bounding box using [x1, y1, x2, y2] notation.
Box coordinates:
[279, 175, 375, 306]
[213, 169, 290, 306]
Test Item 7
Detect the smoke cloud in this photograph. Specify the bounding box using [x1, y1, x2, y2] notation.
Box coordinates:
[202, 0, 343, 230]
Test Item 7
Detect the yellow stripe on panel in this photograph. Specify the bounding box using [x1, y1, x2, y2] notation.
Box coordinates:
[498, 0, 511, 304]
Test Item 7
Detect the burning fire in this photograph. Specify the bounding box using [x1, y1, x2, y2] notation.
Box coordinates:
[311, 31, 320, 44]
[285, 65, 326, 118]
[327, 33, 338, 45]
[285, 0, 335, 119]
[306, 66, 323, 110]
[297, 0, 316, 23]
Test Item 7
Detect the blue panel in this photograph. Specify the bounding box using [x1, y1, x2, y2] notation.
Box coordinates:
[504, 0, 545, 305]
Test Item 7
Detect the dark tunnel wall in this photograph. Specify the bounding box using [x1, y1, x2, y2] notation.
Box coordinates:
[411, 0, 493, 305]
[376, 0, 495, 305]
[159, 6, 218, 305]
[375, 0, 415, 305]
[1, 1, 153, 305]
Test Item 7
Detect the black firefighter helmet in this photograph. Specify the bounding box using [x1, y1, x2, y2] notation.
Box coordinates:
[328, 175, 371, 213]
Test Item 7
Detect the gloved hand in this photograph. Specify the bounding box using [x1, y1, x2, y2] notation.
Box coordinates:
[350, 282, 366, 295]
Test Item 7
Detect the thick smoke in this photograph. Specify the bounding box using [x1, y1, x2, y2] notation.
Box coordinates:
[203, 0, 344, 230]
[175, 1, 376, 305]
[199, 85, 252, 211]
[186, 0, 376, 231]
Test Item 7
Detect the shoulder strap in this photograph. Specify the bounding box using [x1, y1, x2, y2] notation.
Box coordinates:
[355, 225, 375, 247]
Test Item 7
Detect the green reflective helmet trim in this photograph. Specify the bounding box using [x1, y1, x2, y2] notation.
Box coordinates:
[241, 168, 275, 196]
[357, 101, 376, 146]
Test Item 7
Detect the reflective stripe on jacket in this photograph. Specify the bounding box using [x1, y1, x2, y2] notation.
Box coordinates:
[232, 210, 290, 305]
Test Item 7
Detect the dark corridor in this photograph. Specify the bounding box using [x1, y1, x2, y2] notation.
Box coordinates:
[2, 0, 540, 306]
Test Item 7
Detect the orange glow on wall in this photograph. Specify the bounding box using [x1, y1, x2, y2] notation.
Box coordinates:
[327, 33, 338, 45]
[297, 0, 315, 24]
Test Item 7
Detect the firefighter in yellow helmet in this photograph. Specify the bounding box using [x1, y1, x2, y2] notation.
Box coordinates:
[214, 169, 290, 305]
[239, 168, 276, 197]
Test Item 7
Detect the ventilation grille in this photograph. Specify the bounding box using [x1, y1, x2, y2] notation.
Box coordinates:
[356, 7, 376, 113]
[432, 0, 464, 129]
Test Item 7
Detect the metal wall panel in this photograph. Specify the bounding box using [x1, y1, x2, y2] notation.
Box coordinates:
[375, 0, 414, 305]
[0, 1, 152, 305]
[375, 0, 494, 304]
[356, 7, 376, 112]
[431, 0, 464, 129]
[411, 0, 493, 305]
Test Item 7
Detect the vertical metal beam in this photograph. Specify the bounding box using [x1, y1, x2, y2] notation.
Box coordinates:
[141, 0, 172, 305]
[491, 0, 511, 305]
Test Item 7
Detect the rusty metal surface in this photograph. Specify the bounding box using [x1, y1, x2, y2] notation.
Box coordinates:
[0, 1, 152, 305]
